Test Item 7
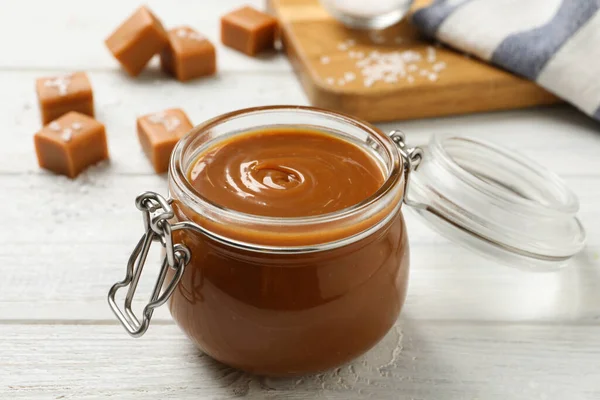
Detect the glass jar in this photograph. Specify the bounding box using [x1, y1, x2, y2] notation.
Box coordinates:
[108, 106, 585, 377]
[320, 0, 415, 30]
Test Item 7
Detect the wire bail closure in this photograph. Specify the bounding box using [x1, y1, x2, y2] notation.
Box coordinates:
[389, 130, 423, 207]
[108, 192, 191, 337]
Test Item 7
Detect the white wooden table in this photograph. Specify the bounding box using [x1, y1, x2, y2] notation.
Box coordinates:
[2, 1, 600, 398]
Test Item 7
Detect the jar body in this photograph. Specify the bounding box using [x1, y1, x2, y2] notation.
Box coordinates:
[164, 106, 410, 376]
[168, 204, 409, 376]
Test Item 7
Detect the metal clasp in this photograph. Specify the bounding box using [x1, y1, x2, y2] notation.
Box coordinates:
[389, 130, 424, 207]
[108, 192, 191, 337]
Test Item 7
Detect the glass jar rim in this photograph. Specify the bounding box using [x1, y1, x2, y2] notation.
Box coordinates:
[168, 106, 405, 252]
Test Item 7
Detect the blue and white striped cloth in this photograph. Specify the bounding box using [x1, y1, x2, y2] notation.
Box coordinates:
[413, 0, 600, 121]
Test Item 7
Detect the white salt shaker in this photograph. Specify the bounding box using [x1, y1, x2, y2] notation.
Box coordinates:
[320, 0, 415, 29]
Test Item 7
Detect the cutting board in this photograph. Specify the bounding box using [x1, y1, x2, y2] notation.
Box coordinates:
[267, 0, 560, 122]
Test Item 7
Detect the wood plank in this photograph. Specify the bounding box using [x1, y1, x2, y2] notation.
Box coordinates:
[0, 0, 290, 72]
[0, 70, 306, 174]
[1, 68, 599, 175]
[3, 322, 599, 399]
[1, 173, 598, 322]
[269, 0, 559, 122]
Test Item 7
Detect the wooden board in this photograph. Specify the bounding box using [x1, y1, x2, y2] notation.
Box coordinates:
[268, 0, 560, 122]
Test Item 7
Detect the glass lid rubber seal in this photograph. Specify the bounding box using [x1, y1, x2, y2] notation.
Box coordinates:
[405, 134, 586, 271]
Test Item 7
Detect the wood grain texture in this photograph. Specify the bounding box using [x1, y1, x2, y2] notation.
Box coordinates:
[1, 0, 600, 398]
[269, 0, 560, 122]
[3, 322, 600, 399]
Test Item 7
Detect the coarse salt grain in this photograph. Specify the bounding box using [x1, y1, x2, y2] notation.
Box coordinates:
[176, 29, 204, 41]
[325, 77, 335, 85]
[427, 46, 436, 63]
[71, 121, 83, 130]
[320, 55, 331, 64]
[49, 121, 61, 131]
[61, 128, 73, 142]
[188, 32, 205, 41]
[428, 73, 438, 82]
[337, 43, 348, 51]
[432, 62, 446, 72]
[356, 49, 425, 87]
[44, 75, 72, 96]
[344, 72, 356, 82]
[419, 70, 428, 76]
[337, 78, 346, 86]
[407, 76, 415, 84]
[149, 112, 181, 132]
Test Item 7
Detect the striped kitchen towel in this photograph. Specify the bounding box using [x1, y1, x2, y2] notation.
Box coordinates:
[412, 0, 600, 121]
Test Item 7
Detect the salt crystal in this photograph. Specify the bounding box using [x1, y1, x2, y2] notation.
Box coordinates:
[407, 64, 418, 72]
[337, 43, 348, 51]
[164, 118, 181, 132]
[71, 121, 83, 130]
[427, 46, 436, 63]
[364, 78, 375, 88]
[48, 121, 61, 131]
[148, 111, 166, 123]
[428, 73, 438, 82]
[175, 29, 204, 41]
[320, 55, 331, 65]
[384, 75, 398, 83]
[432, 62, 447, 72]
[344, 72, 356, 82]
[61, 128, 73, 142]
[189, 32, 205, 41]
[325, 77, 335, 85]
[337, 78, 346, 86]
[44, 74, 72, 96]
[407, 76, 415, 84]
[419, 70, 428, 76]
[149, 112, 181, 132]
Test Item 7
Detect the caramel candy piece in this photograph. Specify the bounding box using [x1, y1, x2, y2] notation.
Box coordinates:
[137, 109, 193, 173]
[36, 72, 94, 125]
[105, 6, 168, 76]
[34, 112, 109, 178]
[221, 6, 278, 56]
[160, 27, 216, 82]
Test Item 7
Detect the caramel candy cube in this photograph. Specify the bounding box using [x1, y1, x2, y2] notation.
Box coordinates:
[34, 112, 109, 178]
[36, 72, 94, 125]
[137, 109, 193, 173]
[221, 6, 278, 56]
[160, 27, 216, 82]
[105, 6, 168, 77]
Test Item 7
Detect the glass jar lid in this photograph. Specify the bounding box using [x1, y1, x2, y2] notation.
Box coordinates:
[405, 134, 586, 271]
